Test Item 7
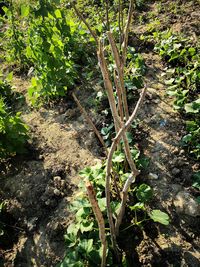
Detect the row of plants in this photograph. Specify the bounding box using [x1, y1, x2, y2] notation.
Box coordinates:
[1, 1, 95, 106]
[0, 73, 28, 158]
[60, 1, 169, 266]
[154, 30, 200, 160]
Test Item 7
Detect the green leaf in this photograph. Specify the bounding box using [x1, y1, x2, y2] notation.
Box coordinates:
[149, 210, 170, 225]
[165, 78, 175, 85]
[136, 184, 153, 202]
[80, 221, 94, 233]
[6, 72, 13, 82]
[21, 4, 29, 17]
[182, 134, 192, 143]
[126, 132, 133, 143]
[130, 202, 145, 211]
[192, 171, 200, 190]
[97, 198, 106, 212]
[64, 233, 77, 247]
[76, 207, 91, 221]
[112, 151, 125, 163]
[188, 47, 196, 56]
[54, 9, 62, 19]
[79, 239, 93, 254]
[67, 223, 79, 236]
[184, 99, 200, 114]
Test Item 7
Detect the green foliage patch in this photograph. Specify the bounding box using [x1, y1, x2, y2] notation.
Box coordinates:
[155, 30, 200, 160]
[0, 76, 28, 158]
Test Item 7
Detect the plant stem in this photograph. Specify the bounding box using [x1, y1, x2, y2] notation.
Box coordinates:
[122, 0, 134, 67]
[107, 31, 129, 121]
[72, 92, 108, 155]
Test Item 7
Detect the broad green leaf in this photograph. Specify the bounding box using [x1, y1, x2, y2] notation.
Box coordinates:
[21, 4, 29, 17]
[64, 233, 77, 247]
[149, 210, 170, 225]
[136, 184, 153, 202]
[130, 202, 145, 211]
[182, 134, 192, 143]
[79, 239, 93, 254]
[97, 198, 106, 212]
[184, 99, 200, 114]
[165, 78, 174, 85]
[80, 221, 94, 233]
[67, 223, 79, 236]
[112, 151, 125, 163]
[54, 9, 62, 19]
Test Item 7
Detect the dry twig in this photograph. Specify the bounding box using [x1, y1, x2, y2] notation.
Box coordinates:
[86, 180, 107, 267]
[72, 92, 108, 155]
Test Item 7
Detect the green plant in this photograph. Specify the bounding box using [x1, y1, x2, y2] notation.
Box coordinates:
[155, 31, 200, 160]
[181, 119, 200, 159]
[61, 2, 169, 265]
[0, 76, 28, 158]
[26, 4, 94, 105]
[0, 97, 29, 158]
[61, 159, 169, 266]
[1, 4, 28, 67]
[61, 164, 118, 267]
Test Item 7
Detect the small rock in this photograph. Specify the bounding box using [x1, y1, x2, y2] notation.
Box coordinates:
[148, 173, 158, 180]
[53, 176, 62, 187]
[179, 149, 185, 155]
[171, 168, 180, 176]
[53, 176, 61, 183]
[173, 191, 200, 217]
[172, 147, 179, 155]
[53, 188, 61, 196]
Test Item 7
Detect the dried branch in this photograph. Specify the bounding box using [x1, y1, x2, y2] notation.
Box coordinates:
[105, 0, 110, 30]
[107, 31, 129, 120]
[118, 0, 123, 47]
[86, 180, 107, 267]
[114, 72, 124, 121]
[72, 3, 98, 44]
[97, 40, 120, 134]
[122, 0, 134, 67]
[72, 93, 108, 155]
[106, 86, 147, 235]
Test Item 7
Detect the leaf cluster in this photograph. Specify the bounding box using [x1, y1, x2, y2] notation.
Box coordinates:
[155, 30, 200, 159]
[0, 76, 28, 158]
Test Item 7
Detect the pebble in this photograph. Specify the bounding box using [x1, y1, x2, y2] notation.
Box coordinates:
[53, 188, 61, 196]
[148, 173, 158, 180]
[53, 176, 61, 183]
[173, 191, 200, 217]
